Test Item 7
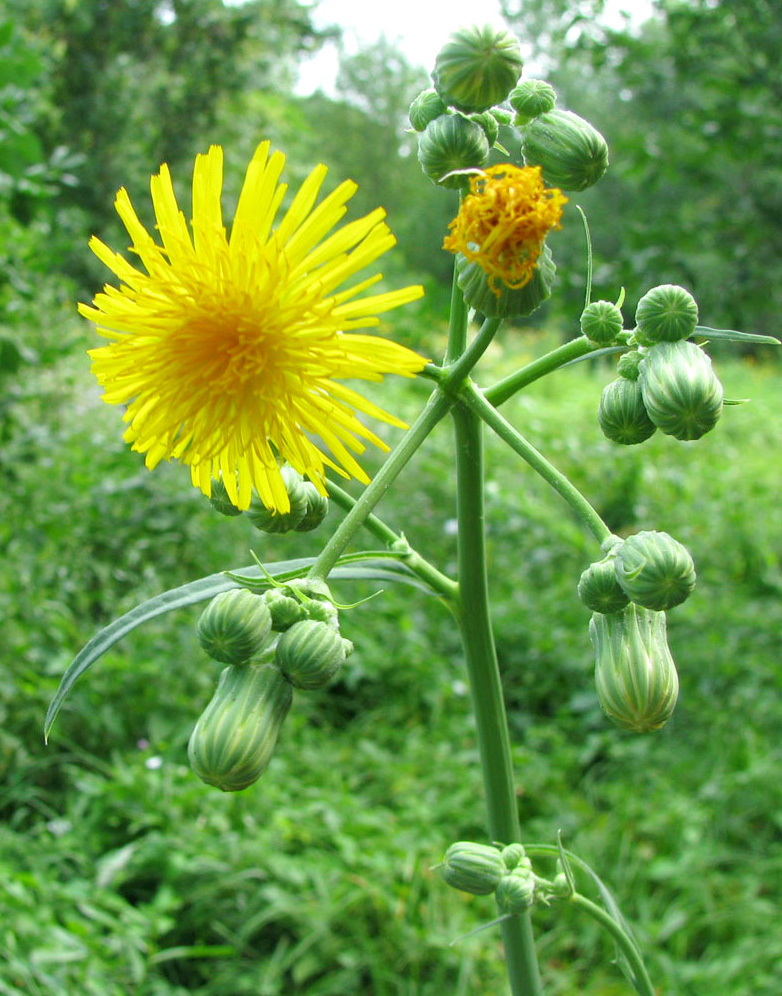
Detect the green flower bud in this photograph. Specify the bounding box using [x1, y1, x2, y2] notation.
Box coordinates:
[590, 604, 679, 733]
[408, 88, 449, 131]
[246, 465, 308, 533]
[500, 843, 529, 871]
[417, 113, 490, 189]
[616, 348, 643, 381]
[441, 841, 506, 895]
[520, 109, 609, 191]
[578, 558, 630, 614]
[469, 110, 500, 147]
[614, 530, 696, 611]
[580, 300, 623, 345]
[264, 588, 308, 631]
[489, 106, 514, 126]
[509, 78, 557, 125]
[275, 619, 349, 690]
[496, 867, 536, 914]
[295, 481, 329, 532]
[197, 589, 273, 665]
[639, 340, 723, 440]
[432, 25, 524, 113]
[635, 284, 698, 346]
[188, 663, 292, 791]
[456, 242, 556, 318]
[598, 378, 657, 445]
[208, 477, 243, 516]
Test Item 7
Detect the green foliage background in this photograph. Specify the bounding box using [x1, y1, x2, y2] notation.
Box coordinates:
[1, 0, 781, 994]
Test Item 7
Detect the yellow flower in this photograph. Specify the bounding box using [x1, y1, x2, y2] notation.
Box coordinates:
[443, 164, 566, 296]
[80, 142, 426, 512]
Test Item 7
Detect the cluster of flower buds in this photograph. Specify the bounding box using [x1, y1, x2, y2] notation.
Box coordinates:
[440, 841, 536, 913]
[578, 531, 694, 732]
[188, 579, 352, 791]
[596, 285, 724, 445]
[209, 465, 329, 533]
[410, 25, 608, 195]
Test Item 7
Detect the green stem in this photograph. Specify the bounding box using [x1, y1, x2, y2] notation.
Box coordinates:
[569, 893, 656, 996]
[451, 401, 543, 996]
[443, 316, 504, 389]
[460, 381, 612, 547]
[308, 388, 453, 581]
[484, 336, 597, 408]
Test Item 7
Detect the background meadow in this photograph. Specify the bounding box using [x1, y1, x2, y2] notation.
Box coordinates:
[2, 1, 781, 993]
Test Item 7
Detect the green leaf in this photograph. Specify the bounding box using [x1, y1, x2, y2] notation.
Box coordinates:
[692, 325, 781, 346]
[44, 555, 432, 740]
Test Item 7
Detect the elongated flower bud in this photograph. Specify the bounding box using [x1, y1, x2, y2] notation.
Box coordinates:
[639, 340, 723, 440]
[188, 663, 292, 791]
[456, 243, 556, 318]
[496, 867, 535, 913]
[521, 109, 609, 191]
[408, 88, 448, 131]
[578, 558, 630, 614]
[590, 604, 679, 733]
[509, 79, 557, 125]
[417, 113, 490, 188]
[614, 530, 696, 611]
[432, 26, 523, 113]
[246, 465, 308, 533]
[635, 284, 698, 346]
[581, 300, 623, 345]
[197, 589, 273, 665]
[598, 377, 657, 445]
[275, 619, 350, 690]
[441, 842, 507, 895]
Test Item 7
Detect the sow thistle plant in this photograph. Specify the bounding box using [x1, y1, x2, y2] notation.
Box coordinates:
[49, 23, 780, 996]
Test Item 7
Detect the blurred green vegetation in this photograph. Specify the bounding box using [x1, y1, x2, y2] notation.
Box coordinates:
[1, 0, 781, 993]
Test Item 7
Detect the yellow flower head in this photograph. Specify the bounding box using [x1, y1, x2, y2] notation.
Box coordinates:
[442, 164, 567, 296]
[80, 142, 427, 512]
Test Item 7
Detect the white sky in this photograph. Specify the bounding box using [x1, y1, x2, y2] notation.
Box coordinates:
[296, 0, 656, 95]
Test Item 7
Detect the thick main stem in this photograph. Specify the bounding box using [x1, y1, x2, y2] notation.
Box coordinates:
[452, 402, 543, 996]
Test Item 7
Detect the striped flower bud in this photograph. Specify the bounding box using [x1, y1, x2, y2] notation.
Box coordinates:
[521, 109, 609, 191]
[275, 619, 350, 690]
[614, 530, 696, 611]
[639, 340, 723, 440]
[598, 377, 657, 445]
[441, 842, 507, 895]
[590, 604, 679, 733]
[496, 867, 536, 914]
[432, 25, 523, 113]
[500, 843, 529, 871]
[197, 589, 273, 665]
[295, 481, 329, 532]
[245, 465, 308, 533]
[578, 558, 630, 614]
[509, 78, 557, 125]
[188, 663, 292, 791]
[616, 348, 643, 381]
[408, 88, 448, 131]
[581, 300, 623, 345]
[635, 284, 698, 346]
[208, 477, 243, 516]
[469, 110, 500, 147]
[264, 588, 308, 632]
[417, 113, 490, 189]
[456, 243, 556, 318]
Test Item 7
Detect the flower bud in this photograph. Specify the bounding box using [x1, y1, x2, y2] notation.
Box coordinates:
[496, 867, 536, 914]
[264, 588, 308, 631]
[639, 340, 723, 440]
[614, 530, 696, 611]
[456, 243, 556, 318]
[417, 113, 490, 188]
[580, 300, 623, 345]
[441, 842, 506, 895]
[246, 465, 308, 533]
[408, 88, 449, 131]
[469, 110, 499, 147]
[598, 378, 657, 445]
[590, 604, 679, 733]
[432, 25, 523, 113]
[188, 663, 292, 791]
[275, 619, 350, 690]
[500, 843, 529, 871]
[509, 78, 557, 125]
[520, 109, 609, 191]
[197, 589, 273, 665]
[635, 284, 698, 346]
[578, 558, 630, 614]
[208, 477, 243, 516]
[295, 482, 329, 532]
[616, 348, 643, 381]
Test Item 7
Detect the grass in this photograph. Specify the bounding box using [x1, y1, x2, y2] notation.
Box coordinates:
[1, 320, 781, 995]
